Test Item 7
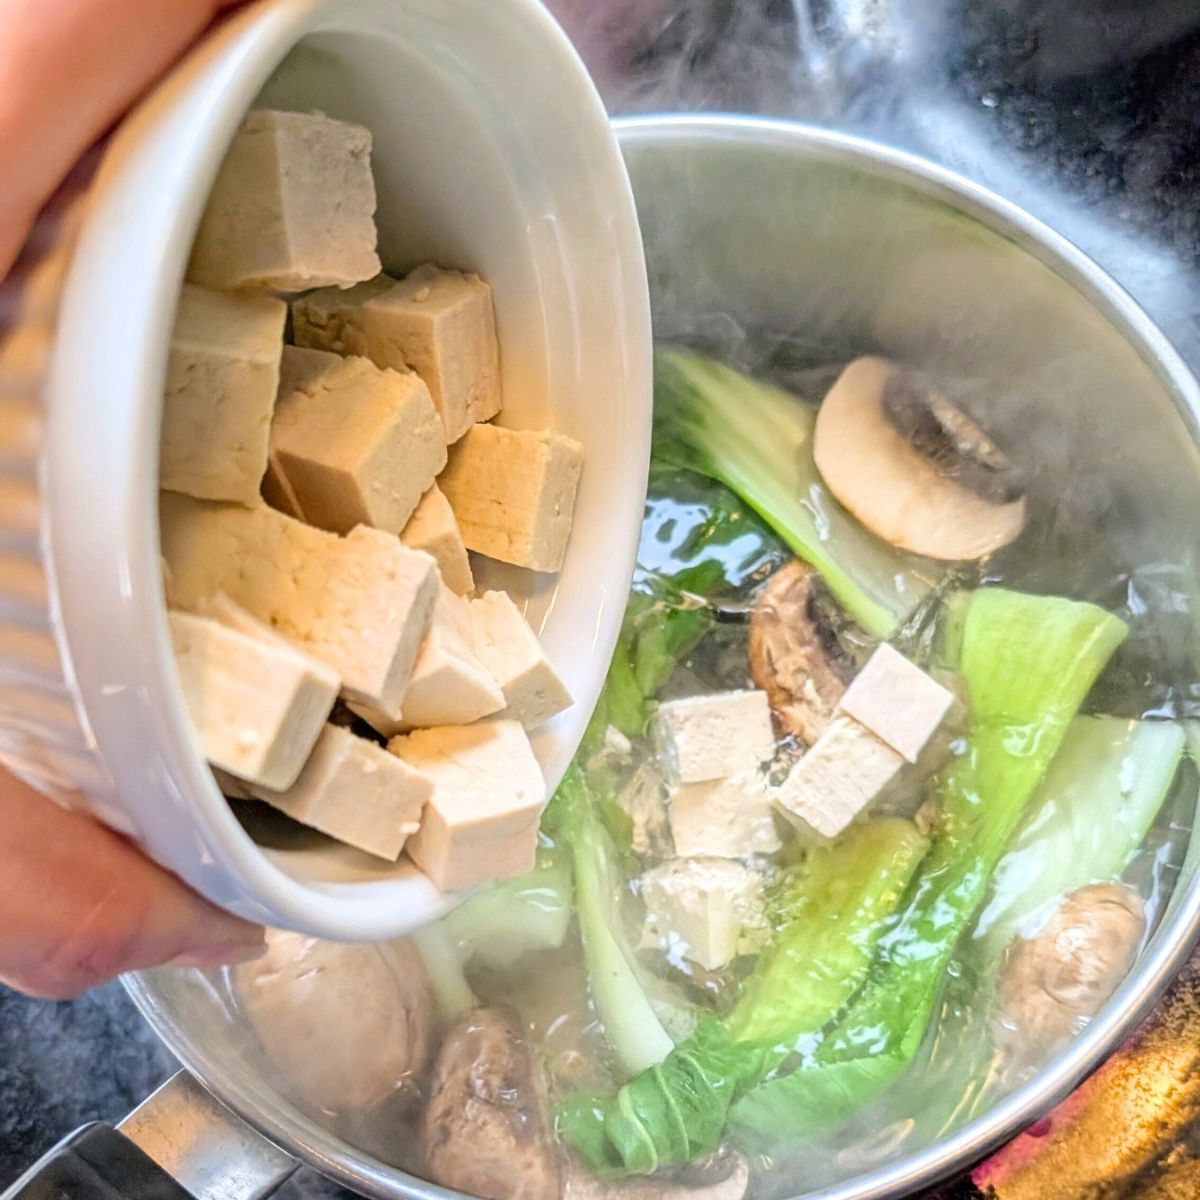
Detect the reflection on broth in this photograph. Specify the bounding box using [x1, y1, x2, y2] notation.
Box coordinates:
[231, 346, 1196, 1200]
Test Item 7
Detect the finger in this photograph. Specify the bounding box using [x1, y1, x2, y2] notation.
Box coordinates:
[0, 0, 244, 281]
[0, 769, 265, 1000]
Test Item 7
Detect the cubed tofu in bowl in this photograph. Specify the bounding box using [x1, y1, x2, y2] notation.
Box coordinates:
[23, 0, 651, 943]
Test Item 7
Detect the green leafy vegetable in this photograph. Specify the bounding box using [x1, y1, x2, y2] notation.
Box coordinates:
[551, 470, 787, 1058]
[412, 922, 477, 1019]
[605, 462, 790, 740]
[729, 818, 930, 1044]
[1160, 723, 1200, 926]
[973, 715, 1185, 968]
[904, 715, 1184, 1141]
[446, 843, 574, 970]
[605, 564, 723, 739]
[653, 349, 938, 637]
[730, 588, 1129, 1143]
[544, 766, 675, 1076]
[559, 818, 928, 1174]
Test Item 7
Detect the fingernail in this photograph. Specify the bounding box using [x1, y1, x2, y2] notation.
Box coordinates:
[165, 941, 268, 969]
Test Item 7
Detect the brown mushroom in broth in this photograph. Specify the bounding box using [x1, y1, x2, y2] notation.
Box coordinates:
[813, 356, 1027, 561]
[997, 883, 1146, 1051]
[748, 559, 860, 745]
[422, 1006, 562, 1200]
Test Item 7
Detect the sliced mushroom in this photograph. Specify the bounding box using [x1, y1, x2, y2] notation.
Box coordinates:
[234, 929, 436, 1115]
[813, 356, 1027, 561]
[565, 1151, 750, 1200]
[422, 1006, 561, 1200]
[749, 560, 858, 745]
[997, 883, 1146, 1050]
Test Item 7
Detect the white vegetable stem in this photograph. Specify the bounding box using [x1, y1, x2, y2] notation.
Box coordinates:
[574, 823, 675, 1076]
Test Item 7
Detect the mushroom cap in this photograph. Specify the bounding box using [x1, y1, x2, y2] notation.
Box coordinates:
[749, 560, 855, 745]
[234, 929, 436, 1115]
[813, 356, 1027, 561]
[998, 883, 1146, 1049]
[422, 1006, 562, 1200]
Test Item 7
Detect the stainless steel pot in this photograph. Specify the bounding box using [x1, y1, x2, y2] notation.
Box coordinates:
[11, 116, 1200, 1200]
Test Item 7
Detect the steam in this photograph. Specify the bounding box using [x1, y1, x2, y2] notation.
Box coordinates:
[552, 0, 942, 126]
[549, 0, 1200, 364]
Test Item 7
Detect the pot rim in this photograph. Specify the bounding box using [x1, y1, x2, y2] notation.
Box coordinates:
[129, 114, 1200, 1200]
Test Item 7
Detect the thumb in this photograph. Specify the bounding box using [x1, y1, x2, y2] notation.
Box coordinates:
[0, 768, 265, 999]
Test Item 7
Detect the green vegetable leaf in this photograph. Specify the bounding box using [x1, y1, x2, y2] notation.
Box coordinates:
[653, 349, 939, 637]
[973, 715, 1185, 968]
[444, 843, 574, 971]
[730, 588, 1129, 1144]
[603, 565, 724, 740]
[729, 818, 929, 1045]
[560, 819, 928, 1174]
[414, 845, 574, 1018]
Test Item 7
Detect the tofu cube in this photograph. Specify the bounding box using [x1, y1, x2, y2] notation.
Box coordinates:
[292, 264, 501, 442]
[236, 725, 431, 861]
[772, 714, 905, 839]
[837, 643, 954, 763]
[159, 494, 439, 717]
[169, 610, 337, 790]
[270, 347, 445, 535]
[389, 720, 544, 891]
[187, 109, 381, 292]
[669, 771, 782, 859]
[351, 587, 504, 735]
[197, 590, 313, 654]
[655, 690, 776, 786]
[301, 526, 439, 717]
[438, 425, 584, 572]
[468, 591, 572, 729]
[261, 451, 306, 519]
[401, 485, 473, 595]
[639, 859, 766, 971]
[160, 285, 286, 504]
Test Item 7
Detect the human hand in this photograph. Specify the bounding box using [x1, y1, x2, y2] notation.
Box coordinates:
[0, 768, 265, 999]
[0, 0, 245, 282]
[0, 0, 264, 997]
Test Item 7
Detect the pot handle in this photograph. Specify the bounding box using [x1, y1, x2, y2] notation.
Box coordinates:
[2, 1072, 297, 1200]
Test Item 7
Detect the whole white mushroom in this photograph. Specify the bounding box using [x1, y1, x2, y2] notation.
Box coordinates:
[234, 928, 436, 1116]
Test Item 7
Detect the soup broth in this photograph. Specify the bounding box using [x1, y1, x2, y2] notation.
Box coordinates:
[230, 340, 1197, 1200]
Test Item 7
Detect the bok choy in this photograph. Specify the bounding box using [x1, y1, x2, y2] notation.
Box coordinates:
[730, 588, 1128, 1143]
[559, 818, 928, 1174]
[543, 766, 675, 1076]
[972, 716, 1186, 969]
[564, 586, 1127, 1172]
[653, 350, 939, 638]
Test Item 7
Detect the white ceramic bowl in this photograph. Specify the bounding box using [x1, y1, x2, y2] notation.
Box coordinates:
[0, 0, 651, 939]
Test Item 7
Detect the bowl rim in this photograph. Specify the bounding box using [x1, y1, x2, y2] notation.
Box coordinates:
[128, 113, 1200, 1200]
[43, 0, 650, 940]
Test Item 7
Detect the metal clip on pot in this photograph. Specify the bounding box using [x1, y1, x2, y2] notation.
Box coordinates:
[2, 1073, 295, 1200]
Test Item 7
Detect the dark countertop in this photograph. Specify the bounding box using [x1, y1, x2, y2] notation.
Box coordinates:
[4, 2, 1200, 1197]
